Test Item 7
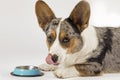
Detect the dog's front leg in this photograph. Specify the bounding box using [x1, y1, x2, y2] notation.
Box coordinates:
[39, 64, 58, 71]
[53, 52, 89, 78]
[54, 62, 103, 78]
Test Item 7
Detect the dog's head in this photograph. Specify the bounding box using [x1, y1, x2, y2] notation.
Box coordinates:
[35, 0, 90, 65]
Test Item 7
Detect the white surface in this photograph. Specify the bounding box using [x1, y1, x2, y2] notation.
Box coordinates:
[0, 0, 120, 80]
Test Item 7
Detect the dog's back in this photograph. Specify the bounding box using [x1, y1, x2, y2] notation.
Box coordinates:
[93, 27, 120, 73]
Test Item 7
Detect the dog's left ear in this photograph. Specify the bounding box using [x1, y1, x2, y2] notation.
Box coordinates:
[69, 0, 90, 32]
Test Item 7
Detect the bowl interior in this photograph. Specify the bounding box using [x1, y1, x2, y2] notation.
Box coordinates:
[16, 66, 38, 70]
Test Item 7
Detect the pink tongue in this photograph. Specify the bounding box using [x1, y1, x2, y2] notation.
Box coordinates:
[46, 54, 59, 65]
[46, 54, 55, 64]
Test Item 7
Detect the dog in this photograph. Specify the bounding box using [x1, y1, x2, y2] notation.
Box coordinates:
[35, 0, 120, 78]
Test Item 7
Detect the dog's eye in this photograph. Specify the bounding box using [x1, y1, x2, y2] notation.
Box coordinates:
[62, 37, 70, 43]
[47, 36, 54, 43]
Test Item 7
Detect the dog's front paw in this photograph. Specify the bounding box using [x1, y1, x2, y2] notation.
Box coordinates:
[39, 64, 57, 71]
[54, 68, 73, 78]
[54, 68, 66, 78]
[54, 66, 79, 78]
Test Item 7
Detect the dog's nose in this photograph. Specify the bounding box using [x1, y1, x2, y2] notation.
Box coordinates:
[52, 54, 58, 63]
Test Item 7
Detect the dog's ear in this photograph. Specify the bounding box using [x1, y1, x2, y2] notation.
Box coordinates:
[35, 0, 56, 30]
[69, 0, 90, 32]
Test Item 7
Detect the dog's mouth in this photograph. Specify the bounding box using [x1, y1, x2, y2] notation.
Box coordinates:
[46, 54, 59, 65]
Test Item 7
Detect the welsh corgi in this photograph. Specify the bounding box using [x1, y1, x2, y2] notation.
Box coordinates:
[35, 0, 120, 78]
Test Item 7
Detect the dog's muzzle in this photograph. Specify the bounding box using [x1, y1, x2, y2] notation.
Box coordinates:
[46, 54, 59, 65]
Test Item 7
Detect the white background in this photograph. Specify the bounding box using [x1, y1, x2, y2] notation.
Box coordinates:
[0, 0, 120, 80]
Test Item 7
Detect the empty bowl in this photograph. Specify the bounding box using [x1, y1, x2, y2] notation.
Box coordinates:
[11, 66, 43, 77]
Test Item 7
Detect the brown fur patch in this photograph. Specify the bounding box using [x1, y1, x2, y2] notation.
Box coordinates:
[59, 30, 70, 49]
[75, 62, 103, 76]
[59, 31, 66, 41]
[46, 30, 56, 50]
[67, 38, 81, 54]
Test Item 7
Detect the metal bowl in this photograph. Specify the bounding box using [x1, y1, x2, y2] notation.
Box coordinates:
[11, 66, 43, 77]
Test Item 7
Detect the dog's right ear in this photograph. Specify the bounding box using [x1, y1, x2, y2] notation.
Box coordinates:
[69, 0, 90, 32]
[35, 0, 56, 30]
